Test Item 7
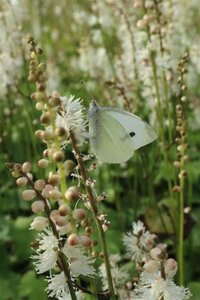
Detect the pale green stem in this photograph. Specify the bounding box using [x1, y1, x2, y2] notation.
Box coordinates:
[70, 130, 116, 300]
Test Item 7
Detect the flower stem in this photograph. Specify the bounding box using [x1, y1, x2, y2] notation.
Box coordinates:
[21, 170, 77, 299]
[69, 130, 116, 300]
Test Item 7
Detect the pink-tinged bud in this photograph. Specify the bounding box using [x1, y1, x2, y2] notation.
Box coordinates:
[22, 162, 32, 173]
[52, 150, 64, 162]
[65, 186, 80, 202]
[40, 112, 51, 125]
[34, 179, 46, 191]
[56, 216, 68, 226]
[136, 19, 146, 29]
[144, 235, 155, 249]
[58, 224, 71, 235]
[58, 204, 70, 216]
[43, 148, 54, 158]
[31, 201, 45, 213]
[22, 189, 36, 201]
[157, 243, 167, 252]
[41, 184, 54, 198]
[16, 177, 28, 187]
[48, 174, 60, 186]
[67, 233, 79, 246]
[173, 161, 181, 168]
[38, 159, 49, 168]
[35, 130, 43, 139]
[35, 102, 43, 111]
[73, 209, 86, 220]
[164, 258, 178, 278]
[144, 260, 160, 273]
[64, 160, 76, 175]
[52, 90, 60, 98]
[50, 210, 60, 222]
[49, 189, 62, 201]
[133, 1, 143, 8]
[102, 224, 109, 232]
[30, 216, 48, 231]
[150, 247, 162, 260]
[79, 235, 92, 248]
[39, 129, 51, 140]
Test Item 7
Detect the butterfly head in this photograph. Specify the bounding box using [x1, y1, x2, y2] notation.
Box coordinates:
[88, 100, 99, 117]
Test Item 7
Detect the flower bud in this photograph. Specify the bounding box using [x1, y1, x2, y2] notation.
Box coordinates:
[22, 162, 32, 173]
[150, 247, 162, 260]
[31, 200, 45, 213]
[173, 161, 180, 168]
[35, 129, 43, 139]
[34, 179, 46, 191]
[54, 127, 67, 138]
[16, 177, 28, 187]
[73, 208, 87, 220]
[58, 204, 70, 216]
[136, 19, 146, 29]
[79, 235, 92, 248]
[49, 189, 62, 201]
[22, 189, 36, 201]
[40, 130, 52, 141]
[65, 186, 80, 202]
[52, 150, 64, 162]
[30, 216, 48, 231]
[52, 90, 60, 98]
[64, 160, 76, 175]
[67, 233, 79, 246]
[48, 174, 60, 186]
[173, 185, 181, 192]
[35, 102, 43, 111]
[164, 258, 178, 278]
[42, 184, 54, 198]
[50, 210, 60, 222]
[40, 112, 51, 125]
[38, 159, 49, 168]
[56, 216, 67, 226]
[144, 260, 160, 273]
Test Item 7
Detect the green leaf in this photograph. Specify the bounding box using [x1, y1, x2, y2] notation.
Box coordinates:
[188, 282, 200, 300]
[18, 271, 47, 300]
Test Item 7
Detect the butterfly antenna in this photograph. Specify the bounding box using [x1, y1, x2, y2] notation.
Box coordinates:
[80, 80, 96, 105]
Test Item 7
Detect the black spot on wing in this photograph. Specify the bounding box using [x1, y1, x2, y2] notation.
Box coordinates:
[129, 131, 136, 137]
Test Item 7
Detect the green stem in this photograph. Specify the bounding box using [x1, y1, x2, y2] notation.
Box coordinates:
[70, 131, 116, 300]
[178, 173, 184, 285]
[90, 277, 98, 299]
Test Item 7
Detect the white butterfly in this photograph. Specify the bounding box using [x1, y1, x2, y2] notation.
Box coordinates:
[88, 101, 157, 164]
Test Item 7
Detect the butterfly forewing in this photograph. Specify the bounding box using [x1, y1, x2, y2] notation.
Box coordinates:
[89, 110, 134, 163]
[102, 108, 157, 150]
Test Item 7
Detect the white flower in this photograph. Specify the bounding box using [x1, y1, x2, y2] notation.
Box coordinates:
[99, 254, 129, 291]
[46, 272, 70, 299]
[62, 243, 96, 277]
[132, 220, 146, 235]
[134, 271, 191, 300]
[0, 0, 26, 97]
[56, 95, 87, 144]
[46, 272, 84, 300]
[123, 221, 155, 263]
[31, 229, 59, 274]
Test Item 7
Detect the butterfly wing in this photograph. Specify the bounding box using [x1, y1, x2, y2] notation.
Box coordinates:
[101, 107, 157, 150]
[89, 108, 134, 163]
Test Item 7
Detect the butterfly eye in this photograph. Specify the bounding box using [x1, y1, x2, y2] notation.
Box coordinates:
[129, 132, 136, 137]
